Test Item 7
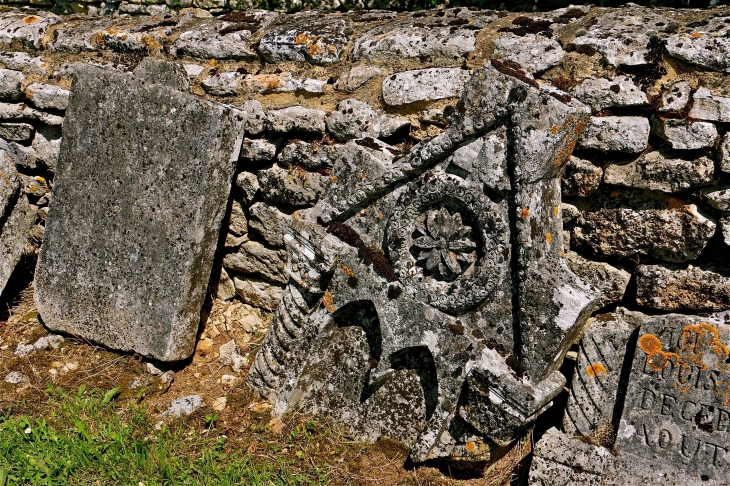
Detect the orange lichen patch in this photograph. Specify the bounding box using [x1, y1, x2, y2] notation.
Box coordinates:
[553, 206, 559, 217]
[330, 175, 339, 184]
[639, 333, 680, 372]
[520, 208, 530, 219]
[714, 381, 730, 406]
[247, 74, 281, 91]
[294, 33, 332, 57]
[586, 363, 607, 377]
[141, 35, 161, 51]
[552, 118, 588, 169]
[559, 250, 564, 257]
[23, 16, 39, 24]
[545, 232, 552, 243]
[678, 323, 729, 372]
[639, 334, 663, 354]
[549, 125, 559, 135]
[691, 33, 703, 38]
[322, 292, 336, 313]
[341, 265, 355, 278]
[465, 441, 476, 452]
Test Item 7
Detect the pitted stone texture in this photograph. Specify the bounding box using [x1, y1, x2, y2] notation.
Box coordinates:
[721, 133, 730, 174]
[722, 217, 730, 249]
[442, 126, 510, 193]
[0, 122, 33, 142]
[689, 87, 730, 122]
[636, 265, 730, 313]
[563, 311, 639, 437]
[24, 83, 69, 110]
[381, 68, 471, 106]
[235, 171, 259, 205]
[0, 69, 23, 101]
[223, 240, 287, 284]
[529, 428, 620, 485]
[267, 106, 326, 135]
[666, 17, 730, 73]
[0, 143, 35, 296]
[34, 64, 245, 362]
[258, 13, 349, 65]
[704, 187, 730, 213]
[603, 151, 714, 193]
[565, 251, 630, 309]
[577, 116, 649, 153]
[277, 141, 337, 170]
[573, 204, 715, 263]
[171, 13, 276, 60]
[90, 17, 180, 55]
[493, 33, 564, 74]
[653, 118, 718, 150]
[333, 66, 382, 93]
[570, 76, 647, 112]
[202, 72, 240, 96]
[239, 100, 266, 136]
[258, 165, 325, 207]
[561, 156, 601, 197]
[569, 9, 676, 67]
[0, 102, 63, 126]
[133, 58, 190, 92]
[326, 98, 409, 142]
[352, 10, 495, 61]
[0, 51, 47, 75]
[617, 315, 730, 484]
[240, 138, 277, 162]
[658, 80, 691, 112]
[248, 202, 291, 247]
[232, 275, 284, 311]
[240, 72, 326, 95]
[0, 11, 60, 50]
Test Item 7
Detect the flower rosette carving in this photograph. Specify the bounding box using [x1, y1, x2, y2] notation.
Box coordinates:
[386, 173, 509, 314]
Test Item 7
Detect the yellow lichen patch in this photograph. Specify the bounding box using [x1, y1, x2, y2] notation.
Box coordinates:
[465, 441, 476, 452]
[545, 232, 552, 243]
[23, 16, 39, 24]
[520, 208, 530, 219]
[209, 59, 219, 68]
[586, 363, 607, 377]
[341, 265, 355, 278]
[322, 292, 336, 312]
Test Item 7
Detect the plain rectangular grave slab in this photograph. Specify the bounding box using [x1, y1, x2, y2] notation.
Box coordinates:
[616, 314, 730, 484]
[34, 64, 245, 362]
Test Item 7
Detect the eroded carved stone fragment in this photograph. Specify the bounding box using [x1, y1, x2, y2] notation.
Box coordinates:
[247, 63, 598, 464]
[617, 315, 730, 483]
[34, 64, 245, 361]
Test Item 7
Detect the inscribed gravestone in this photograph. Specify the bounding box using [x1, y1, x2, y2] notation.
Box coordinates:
[35, 64, 244, 361]
[617, 314, 730, 483]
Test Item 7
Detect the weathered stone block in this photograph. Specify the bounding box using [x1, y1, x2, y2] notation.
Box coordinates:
[603, 151, 714, 193]
[258, 12, 349, 65]
[34, 64, 245, 361]
[577, 116, 649, 153]
[381, 68, 471, 106]
[616, 315, 730, 483]
[636, 265, 730, 313]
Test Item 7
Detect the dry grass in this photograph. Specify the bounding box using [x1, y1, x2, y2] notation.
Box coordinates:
[0, 280, 529, 485]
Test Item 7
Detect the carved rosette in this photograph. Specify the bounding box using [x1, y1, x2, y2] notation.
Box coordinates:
[386, 173, 509, 314]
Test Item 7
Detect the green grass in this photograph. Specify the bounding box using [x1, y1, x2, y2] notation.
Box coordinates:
[0, 385, 328, 486]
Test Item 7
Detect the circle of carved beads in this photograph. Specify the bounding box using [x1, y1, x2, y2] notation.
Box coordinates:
[387, 173, 509, 314]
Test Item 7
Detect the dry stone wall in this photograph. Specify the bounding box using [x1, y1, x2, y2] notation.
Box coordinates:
[1, 2, 730, 482]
